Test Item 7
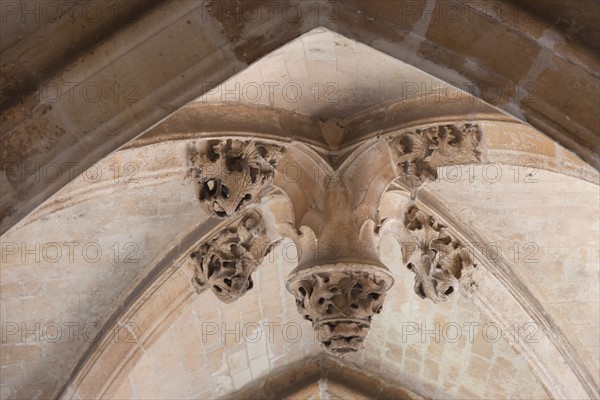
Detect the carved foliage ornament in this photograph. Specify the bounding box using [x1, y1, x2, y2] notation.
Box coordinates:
[289, 268, 390, 355]
[402, 206, 476, 303]
[189, 139, 285, 218]
[191, 210, 279, 303]
[389, 123, 482, 192]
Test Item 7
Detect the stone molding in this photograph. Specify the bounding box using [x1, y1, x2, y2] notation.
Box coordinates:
[227, 353, 424, 399]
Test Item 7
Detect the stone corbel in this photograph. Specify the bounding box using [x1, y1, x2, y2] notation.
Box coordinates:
[383, 123, 483, 302]
[388, 123, 483, 196]
[274, 144, 396, 355]
[190, 210, 280, 303]
[188, 139, 285, 218]
[288, 267, 390, 355]
[234, 123, 484, 354]
[399, 205, 477, 303]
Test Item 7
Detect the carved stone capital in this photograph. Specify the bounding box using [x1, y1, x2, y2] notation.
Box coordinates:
[191, 210, 279, 303]
[402, 205, 476, 303]
[287, 263, 393, 355]
[189, 139, 285, 218]
[389, 123, 483, 192]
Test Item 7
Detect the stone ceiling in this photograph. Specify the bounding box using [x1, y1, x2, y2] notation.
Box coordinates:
[1, 2, 599, 400]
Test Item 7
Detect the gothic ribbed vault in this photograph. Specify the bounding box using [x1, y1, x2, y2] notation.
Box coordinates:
[1, 4, 599, 400]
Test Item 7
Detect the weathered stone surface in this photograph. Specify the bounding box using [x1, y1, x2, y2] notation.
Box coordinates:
[401, 206, 477, 303]
[288, 266, 392, 355]
[389, 123, 483, 193]
[531, 54, 600, 141]
[2, 15, 599, 400]
[191, 210, 279, 303]
[189, 140, 285, 218]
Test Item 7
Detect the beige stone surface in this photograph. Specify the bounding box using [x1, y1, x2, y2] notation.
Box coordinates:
[1, 17, 598, 400]
[110, 237, 549, 399]
[424, 166, 600, 379]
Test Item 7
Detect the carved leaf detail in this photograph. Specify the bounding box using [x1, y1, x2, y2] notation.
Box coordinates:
[403, 206, 476, 303]
[191, 210, 279, 303]
[389, 124, 483, 192]
[189, 139, 285, 218]
[289, 270, 388, 355]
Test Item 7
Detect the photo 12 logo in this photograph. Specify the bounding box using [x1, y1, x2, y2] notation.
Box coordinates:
[200, 321, 304, 344]
[1, 80, 140, 104]
[1, 321, 140, 344]
[1, 241, 141, 264]
[1, 161, 140, 184]
[1, 1, 145, 24]
[401, 321, 539, 344]
[198, 81, 340, 105]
